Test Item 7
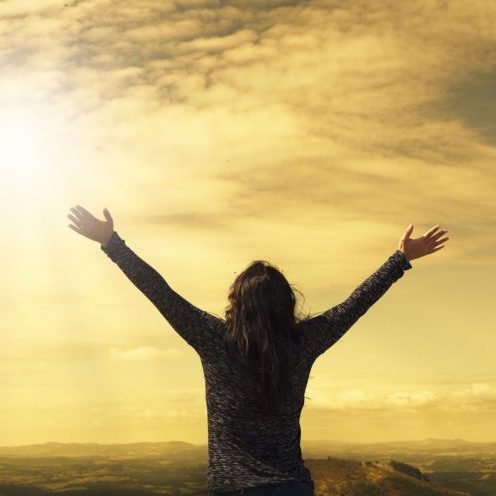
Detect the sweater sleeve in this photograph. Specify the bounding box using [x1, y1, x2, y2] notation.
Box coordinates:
[299, 250, 412, 363]
[100, 230, 221, 354]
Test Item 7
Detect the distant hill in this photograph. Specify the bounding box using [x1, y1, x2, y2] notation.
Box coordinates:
[306, 457, 471, 496]
[302, 438, 496, 459]
[1, 438, 492, 468]
[3, 438, 492, 458]
[0, 440, 205, 460]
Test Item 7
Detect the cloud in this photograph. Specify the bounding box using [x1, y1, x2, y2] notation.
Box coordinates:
[2, 0, 494, 239]
[306, 381, 496, 413]
[449, 382, 496, 401]
[0, 0, 64, 16]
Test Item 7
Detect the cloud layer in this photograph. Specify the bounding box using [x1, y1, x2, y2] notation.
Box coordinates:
[1, 0, 495, 444]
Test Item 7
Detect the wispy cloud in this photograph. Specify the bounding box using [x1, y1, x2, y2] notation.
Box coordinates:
[306, 381, 496, 412]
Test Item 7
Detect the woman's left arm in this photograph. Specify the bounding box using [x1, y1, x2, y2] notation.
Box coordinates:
[101, 231, 219, 353]
[67, 205, 222, 353]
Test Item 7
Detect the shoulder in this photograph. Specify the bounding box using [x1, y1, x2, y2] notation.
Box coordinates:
[201, 311, 226, 332]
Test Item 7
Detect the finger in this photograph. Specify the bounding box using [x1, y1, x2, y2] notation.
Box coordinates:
[431, 245, 445, 252]
[103, 208, 112, 222]
[75, 205, 95, 220]
[68, 223, 85, 235]
[434, 236, 449, 245]
[431, 229, 448, 241]
[70, 206, 85, 221]
[424, 225, 441, 238]
[67, 213, 83, 228]
[402, 223, 414, 240]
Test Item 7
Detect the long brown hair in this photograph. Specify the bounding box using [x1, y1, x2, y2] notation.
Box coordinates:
[224, 260, 311, 419]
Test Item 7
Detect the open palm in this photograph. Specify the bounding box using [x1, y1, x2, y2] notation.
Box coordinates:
[398, 224, 449, 262]
[67, 205, 114, 247]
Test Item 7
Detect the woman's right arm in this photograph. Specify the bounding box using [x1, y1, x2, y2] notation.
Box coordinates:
[299, 223, 449, 362]
[300, 250, 412, 362]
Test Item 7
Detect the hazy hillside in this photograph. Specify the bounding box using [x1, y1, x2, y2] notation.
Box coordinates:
[301, 438, 496, 495]
[0, 441, 206, 460]
[308, 457, 470, 496]
[0, 440, 488, 495]
[302, 438, 496, 460]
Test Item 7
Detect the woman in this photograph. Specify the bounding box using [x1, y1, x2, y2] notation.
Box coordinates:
[67, 205, 449, 496]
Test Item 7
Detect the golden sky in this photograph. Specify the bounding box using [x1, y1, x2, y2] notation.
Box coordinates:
[0, 0, 495, 446]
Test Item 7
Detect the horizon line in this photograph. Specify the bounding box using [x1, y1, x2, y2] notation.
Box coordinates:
[0, 437, 495, 449]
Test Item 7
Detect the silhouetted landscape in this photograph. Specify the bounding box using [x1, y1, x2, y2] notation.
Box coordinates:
[0, 439, 494, 495]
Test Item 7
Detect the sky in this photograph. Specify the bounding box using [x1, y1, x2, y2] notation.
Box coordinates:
[0, 0, 495, 447]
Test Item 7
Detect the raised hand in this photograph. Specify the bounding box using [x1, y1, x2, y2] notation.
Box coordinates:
[398, 224, 449, 262]
[67, 205, 114, 247]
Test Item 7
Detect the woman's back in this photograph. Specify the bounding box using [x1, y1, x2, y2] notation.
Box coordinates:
[199, 317, 314, 492]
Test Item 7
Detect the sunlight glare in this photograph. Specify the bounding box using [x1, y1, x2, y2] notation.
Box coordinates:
[0, 104, 61, 197]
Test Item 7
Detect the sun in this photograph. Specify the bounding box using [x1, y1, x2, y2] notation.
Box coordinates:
[0, 104, 62, 197]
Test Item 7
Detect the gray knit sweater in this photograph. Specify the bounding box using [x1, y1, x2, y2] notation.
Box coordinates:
[101, 231, 412, 492]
